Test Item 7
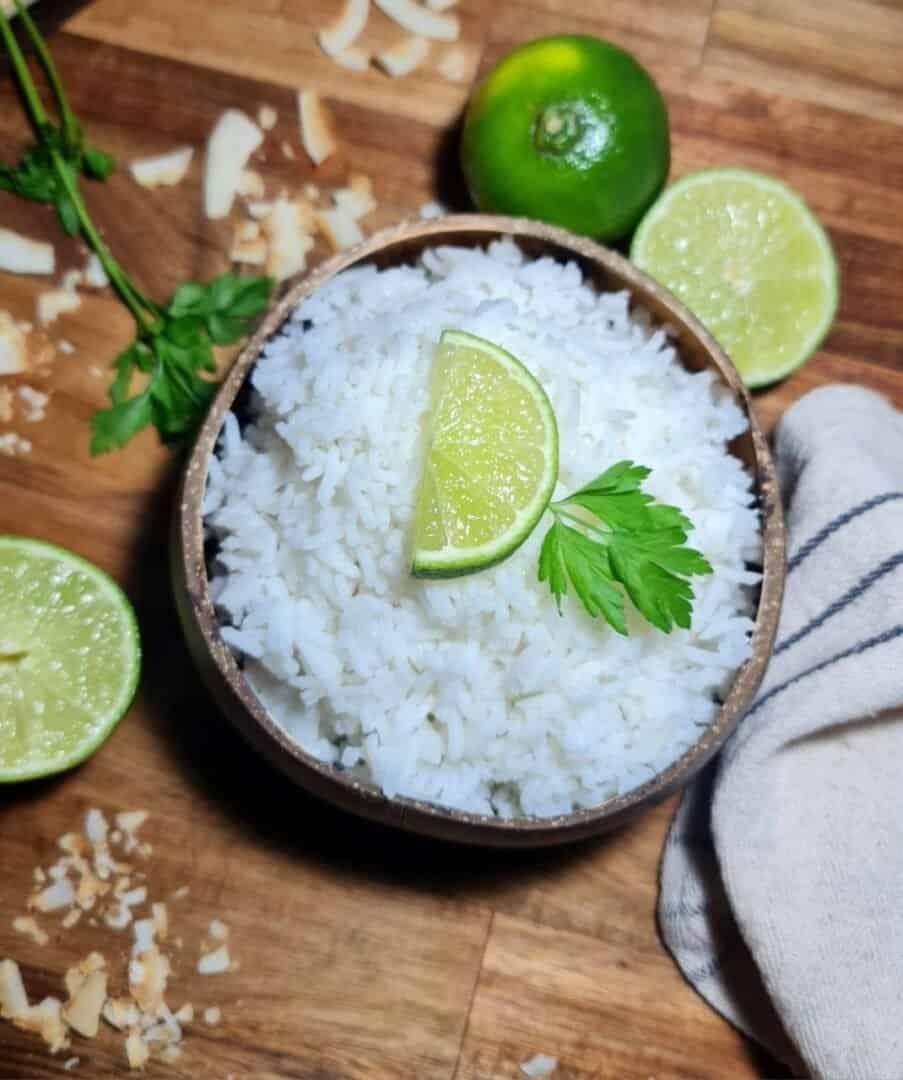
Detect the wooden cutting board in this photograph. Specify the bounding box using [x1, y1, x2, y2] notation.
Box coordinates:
[1, 2, 901, 1076]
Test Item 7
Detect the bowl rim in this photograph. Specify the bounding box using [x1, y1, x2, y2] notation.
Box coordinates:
[174, 213, 785, 846]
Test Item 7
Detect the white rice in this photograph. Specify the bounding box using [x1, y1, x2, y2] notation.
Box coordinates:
[205, 239, 761, 818]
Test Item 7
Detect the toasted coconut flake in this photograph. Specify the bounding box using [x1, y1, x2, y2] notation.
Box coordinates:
[333, 181, 376, 220]
[63, 970, 107, 1038]
[262, 196, 316, 281]
[18, 386, 49, 423]
[57, 338, 76, 356]
[115, 811, 148, 836]
[376, 34, 430, 77]
[137, 842, 153, 859]
[0, 387, 13, 423]
[437, 44, 471, 81]
[13, 915, 49, 947]
[203, 1006, 221, 1025]
[61, 909, 82, 930]
[174, 1002, 194, 1024]
[316, 207, 364, 252]
[63, 1057, 80, 1071]
[303, 183, 321, 201]
[332, 46, 370, 71]
[170, 886, 189, 901]
[519, 1053, 558, 1077]
[258, 104, 278, 130]
[64, 952, 106, 998]
[0, 959, 29, 1019]
[208, 919, 229, 941]
[204, 110, 264, 219]
[245, 200, 274, 220]
[104, 904, 133, 930]
[426, 0, 457, 8]
[32, 867, 46, 885]
[373, 0, 458, 40]
[280, 140, 297, 160]
[16, 996, 70, 1054]
[32, 878, 76, 913]
[132, 917, 155, 956]
[161, 1044, 182, 1064]
[113, 876, 133, 898]
[83, 253, 109, 288]
[318, 0, 369, 56]
[238, 169, 266, 199]
[36, 288, 82, 327]
[298, 91, 337, 166]
[230, 221, 267, 266]
[58, 833, 87, 857]
[121, 887, 147, 909]
[85, 809, 109, 847]
[129, 946, 170, 1015]
[61, 269, 83, 292]
[130, 146, 194, 190]
[125, 1029, 149, 1069]
[0, 227, 55, 275]
[75, 869, 109, 910]
[0, 433, 32, 457]
[197, 945, 230, 975]
[102, 998, 140, 1031]
[0, 310, 28, 375]
[151, 903, 168, 942]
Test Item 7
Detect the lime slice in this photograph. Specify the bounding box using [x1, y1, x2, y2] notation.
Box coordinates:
[412, 329, 559, 577]
[0, 536, 141, 782]
[630, 167, 838, 387]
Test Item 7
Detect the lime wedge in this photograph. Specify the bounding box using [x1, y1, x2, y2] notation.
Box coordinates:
[0, 536, 141, 782]
[412, 329, 559, 577]
[630, 167, 838, 387]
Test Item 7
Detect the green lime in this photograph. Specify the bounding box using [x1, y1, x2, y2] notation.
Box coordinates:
[460, 34, 670, 242]
[412, 329, 558, 578]
[0, 536, 141, 782]
[631, 167, 838, 387]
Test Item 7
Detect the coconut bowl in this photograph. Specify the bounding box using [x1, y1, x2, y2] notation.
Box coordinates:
[172, 214, 784, 848]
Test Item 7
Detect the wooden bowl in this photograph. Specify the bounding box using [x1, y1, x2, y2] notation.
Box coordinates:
[172, 214, 784, 848]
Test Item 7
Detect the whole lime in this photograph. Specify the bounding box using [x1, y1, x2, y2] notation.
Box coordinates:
[460, 34, 670, 242]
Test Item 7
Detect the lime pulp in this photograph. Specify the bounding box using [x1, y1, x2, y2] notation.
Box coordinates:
[0, 536, 141, 782]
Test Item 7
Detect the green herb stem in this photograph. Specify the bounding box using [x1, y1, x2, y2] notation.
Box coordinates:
[0, 7, 49, 130]
[15, 1, 78, 153]
[47, 147, 156, 334]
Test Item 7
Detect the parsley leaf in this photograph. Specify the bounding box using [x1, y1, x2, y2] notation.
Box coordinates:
[537, 460, 713, 634]
[90, 274, 272, 454]
[1, 4, 273, 455]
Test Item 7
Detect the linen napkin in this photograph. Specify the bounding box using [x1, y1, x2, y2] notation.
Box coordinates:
[659, 385, 903, 1080]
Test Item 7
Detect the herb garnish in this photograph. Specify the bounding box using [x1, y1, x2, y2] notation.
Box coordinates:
[538, 460, 712, 634]
[0, 2, 272, 453]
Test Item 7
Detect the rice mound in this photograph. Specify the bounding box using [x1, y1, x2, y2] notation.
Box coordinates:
[205, 240, 761, 817]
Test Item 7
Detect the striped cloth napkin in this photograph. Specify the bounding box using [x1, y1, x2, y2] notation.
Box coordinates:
[659, 385, 903, 1080]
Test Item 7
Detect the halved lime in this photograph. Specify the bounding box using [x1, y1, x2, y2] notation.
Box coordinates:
[630, 167, 838, 387]
[0, 536, 141, 782]
[412, 329, 559, 577]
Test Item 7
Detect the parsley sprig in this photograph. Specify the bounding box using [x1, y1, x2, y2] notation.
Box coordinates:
[538, 461, 713, 634]
[0, 2, 272, 453]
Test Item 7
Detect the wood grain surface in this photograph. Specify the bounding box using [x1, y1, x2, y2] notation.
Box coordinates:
[1, 1, 901, 1077]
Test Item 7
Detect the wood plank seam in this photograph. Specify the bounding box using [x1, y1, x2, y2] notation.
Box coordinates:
[452, 911, 496, 1079]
